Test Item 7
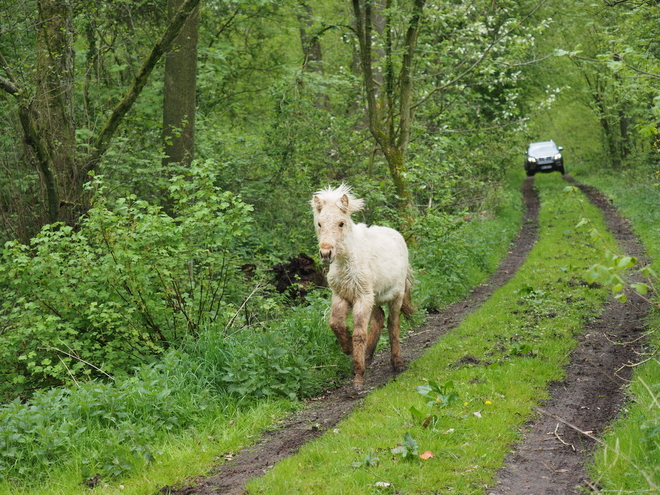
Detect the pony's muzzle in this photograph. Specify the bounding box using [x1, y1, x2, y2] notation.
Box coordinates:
[319, 243, 335, 263]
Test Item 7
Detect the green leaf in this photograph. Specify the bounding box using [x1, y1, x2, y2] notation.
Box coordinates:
[640, 266, 658, 279]
[576, 218, 589, 228]
[631, 283, 650, 296]
[616, 256, 637, 269]
[403, 432, 419, 456]
[410, 406, 426, 421]
[614, 292, 628, 303]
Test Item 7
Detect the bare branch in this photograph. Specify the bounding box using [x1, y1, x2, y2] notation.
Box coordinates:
[536, 407, 659, 492]
[43, 345, 115, 381]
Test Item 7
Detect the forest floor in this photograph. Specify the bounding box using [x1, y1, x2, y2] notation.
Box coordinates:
[160, 176, 649, 495]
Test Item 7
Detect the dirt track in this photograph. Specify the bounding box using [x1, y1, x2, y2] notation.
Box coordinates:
[160, 176, 649, 495]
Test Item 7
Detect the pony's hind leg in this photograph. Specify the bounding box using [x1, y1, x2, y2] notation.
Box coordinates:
[330, 294, 352, 355]
[387, 297, 405, 372]
[365, 306, 385, 366]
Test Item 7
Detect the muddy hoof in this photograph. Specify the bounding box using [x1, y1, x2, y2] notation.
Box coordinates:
[353, 378, 364, 391]
[391, 358, 405, 372]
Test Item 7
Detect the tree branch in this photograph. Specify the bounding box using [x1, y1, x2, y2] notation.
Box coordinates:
[83, 0, 202, 176]
[396, 0, 426, 149]
[352, 0, 387, 147]
[0, 49, 21, 96]
[0, 75, 20, 96]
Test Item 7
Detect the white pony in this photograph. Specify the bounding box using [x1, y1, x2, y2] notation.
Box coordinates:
[311, 184, 413, 390]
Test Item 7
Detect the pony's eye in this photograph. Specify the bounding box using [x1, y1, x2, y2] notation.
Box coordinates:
[318, 222, 321, 228]
[339, 222, 344, 228]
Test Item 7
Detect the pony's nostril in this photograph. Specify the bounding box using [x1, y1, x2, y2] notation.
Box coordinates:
[319, 246, 333, 262]
[319, 243, 334, 261]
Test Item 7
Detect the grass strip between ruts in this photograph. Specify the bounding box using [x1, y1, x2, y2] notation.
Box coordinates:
[247, 173, 615, 494]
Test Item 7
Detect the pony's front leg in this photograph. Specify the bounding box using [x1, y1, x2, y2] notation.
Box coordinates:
[330, 294, 352, 355]
[351, 298, 373, 390]
[388, 297, 405, 372]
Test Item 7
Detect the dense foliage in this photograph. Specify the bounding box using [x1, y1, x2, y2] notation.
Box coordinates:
[0, 0, 544, 397]
[0, 164, 255, 396]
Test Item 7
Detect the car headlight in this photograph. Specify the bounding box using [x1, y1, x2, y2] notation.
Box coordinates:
[554, 153, 562, 160]
[527, 157, 537, 163]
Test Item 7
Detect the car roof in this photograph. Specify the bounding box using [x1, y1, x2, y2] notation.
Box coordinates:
[528, 140, 556, 149]
[528, 141, 559, 154]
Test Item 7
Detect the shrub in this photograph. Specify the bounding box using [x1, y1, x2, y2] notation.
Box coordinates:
[0, 162, 254, 398]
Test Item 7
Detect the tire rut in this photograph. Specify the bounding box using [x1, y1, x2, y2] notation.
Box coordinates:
[488, 175, 650, 495]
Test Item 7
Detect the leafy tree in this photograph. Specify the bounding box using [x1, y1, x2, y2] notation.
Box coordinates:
[0, 0, 201, 234]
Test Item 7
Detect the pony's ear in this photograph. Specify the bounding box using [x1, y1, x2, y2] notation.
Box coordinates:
[339, 194, 365, 214]
[312, 195, 324, 213]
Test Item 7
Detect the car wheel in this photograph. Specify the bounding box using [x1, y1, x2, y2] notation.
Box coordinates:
[559, 166, 565, 175]
[526, 170, 535, 177]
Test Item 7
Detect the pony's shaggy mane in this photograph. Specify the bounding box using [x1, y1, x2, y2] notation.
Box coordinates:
[311, 183, 365, 214]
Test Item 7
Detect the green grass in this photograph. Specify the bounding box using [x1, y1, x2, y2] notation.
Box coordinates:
[412, 171, 524, 311]
[577, 173, 660, 492]
[0, 347, 301, 495]
[246, 173, 615, 494]
[0, 399, 294, 495]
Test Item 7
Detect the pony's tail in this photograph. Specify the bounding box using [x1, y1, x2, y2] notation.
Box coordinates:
[401, 268, 415, 319]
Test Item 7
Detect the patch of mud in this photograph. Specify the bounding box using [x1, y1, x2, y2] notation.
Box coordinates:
[160, 176, 648, 495]
[488, 176, 650, 495]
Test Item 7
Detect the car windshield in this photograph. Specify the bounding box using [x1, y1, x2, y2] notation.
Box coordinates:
[529, 143, 558, 156]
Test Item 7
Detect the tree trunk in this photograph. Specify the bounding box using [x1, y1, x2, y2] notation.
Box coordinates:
[163, 0, 199, 167]
[34, 0, 76, 223]
[2, 0, 202, 231]
[85, 0, 202, 175]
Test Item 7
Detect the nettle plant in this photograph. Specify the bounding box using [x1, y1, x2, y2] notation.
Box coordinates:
[0, 162, 254, 397]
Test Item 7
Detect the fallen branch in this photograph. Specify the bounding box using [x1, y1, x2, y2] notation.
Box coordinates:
[43, 345, 115, 381]
[535, 407, 658, 492]
[553, 422, 575, 451]
[225, 282, 266, 335]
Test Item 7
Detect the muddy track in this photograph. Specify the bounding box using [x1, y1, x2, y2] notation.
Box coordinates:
[160, 176, 649, 495]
